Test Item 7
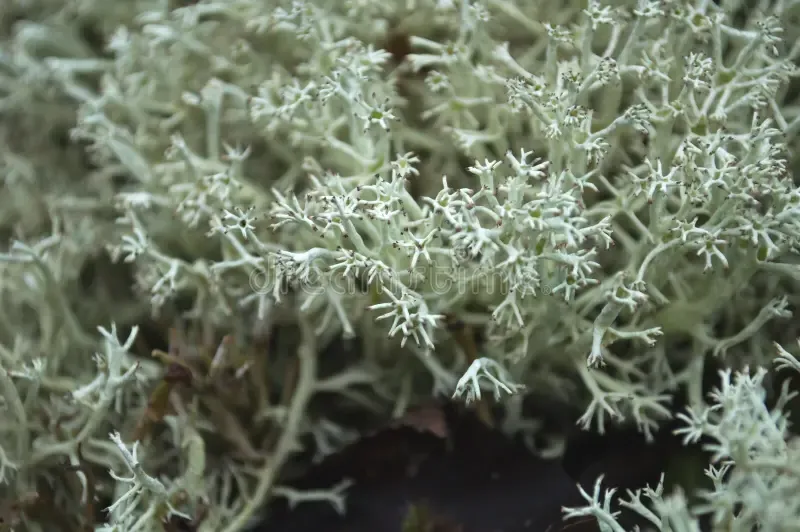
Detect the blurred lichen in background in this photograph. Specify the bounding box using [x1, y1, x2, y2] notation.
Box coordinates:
[2, 0, 800, 530]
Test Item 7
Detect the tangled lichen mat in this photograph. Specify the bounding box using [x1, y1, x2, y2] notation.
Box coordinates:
[1, 0, 800, 531]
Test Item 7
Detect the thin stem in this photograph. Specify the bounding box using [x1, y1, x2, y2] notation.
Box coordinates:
[220, 319, 318, 532]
